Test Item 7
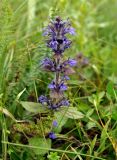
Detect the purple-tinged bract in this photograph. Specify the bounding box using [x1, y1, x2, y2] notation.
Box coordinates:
[76, 53, 89, 67]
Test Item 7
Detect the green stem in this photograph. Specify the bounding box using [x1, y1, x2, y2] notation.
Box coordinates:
[2, 141, 106, 160]
[2, 115, 7, 160]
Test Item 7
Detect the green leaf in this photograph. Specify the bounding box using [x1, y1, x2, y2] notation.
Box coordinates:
[98, 91, 105, 100]
[0, 107, 23, 122]
[98, 119, 110, 153]
[29, 137, 51, 155]
[86, 108, 94, 117]
[91, 135, 97, 150]
[86, 121, 96, 130]
[106, 81, 115, 98]
[92, 64, 100, 74]
[47, 152, 60, 160]
[60, 107, 84, 119]
[54, 111, 68, 133]
[112, 105, 117, 120]
[88, 95, 94, 104]
[88, 92, 105, 106]
[20, 101, 48, 113]
[87, 134, 97, 155]
[15, 88, 26, 101]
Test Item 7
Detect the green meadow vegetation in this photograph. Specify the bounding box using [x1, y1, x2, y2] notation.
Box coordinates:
[0, 0, 117, 159]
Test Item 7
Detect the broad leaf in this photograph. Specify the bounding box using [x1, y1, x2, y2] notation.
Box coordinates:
[60, 107, 84, 119]
[20, 101, 48, 113]
[29, 137, 51, 155]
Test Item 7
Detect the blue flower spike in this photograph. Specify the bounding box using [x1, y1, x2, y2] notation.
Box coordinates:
[39, 16, 76, 139]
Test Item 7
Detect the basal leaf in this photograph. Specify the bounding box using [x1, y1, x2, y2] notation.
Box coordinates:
[20, 101, 48, 113]
[29, 137, 51, 155]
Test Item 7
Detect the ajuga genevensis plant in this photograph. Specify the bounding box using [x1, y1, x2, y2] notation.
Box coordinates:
[38, 17, 77, 139]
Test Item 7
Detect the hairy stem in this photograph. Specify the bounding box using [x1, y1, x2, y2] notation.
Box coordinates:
[55, 57, 60, 85]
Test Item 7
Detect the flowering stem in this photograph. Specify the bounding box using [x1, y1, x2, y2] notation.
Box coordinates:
[39, 17, 76, 110]
[55, 57, 60, 85]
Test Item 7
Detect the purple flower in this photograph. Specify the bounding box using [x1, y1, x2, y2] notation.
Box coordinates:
[38, 95, 48, 104]
[43, 17, 75, 55]
[41, 58, 55, 72]
[47, 38, 71, 55]
[58, 99, 70, 107]
[39, 96, 59, 110]
[38, 17, 76, 113]
[48, 81, 67, 91]
[48, 99, 69, 109]
[63, 38, 72, 50]
[39, 96, 69, 110]
[48, 40, 58, 50]
[49, 132, 56, 139]
[64, 27, 75, 35]
[48, 81, 56, 89]
[67, 59, 77, 67]
[59, 82, 67, 91]
[52, 120, 58, 127]
[63, 75, 70, 80]
[48, 104, 58, 110]
[69, 27, 75, 35]
[63, 58, 77, 67]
